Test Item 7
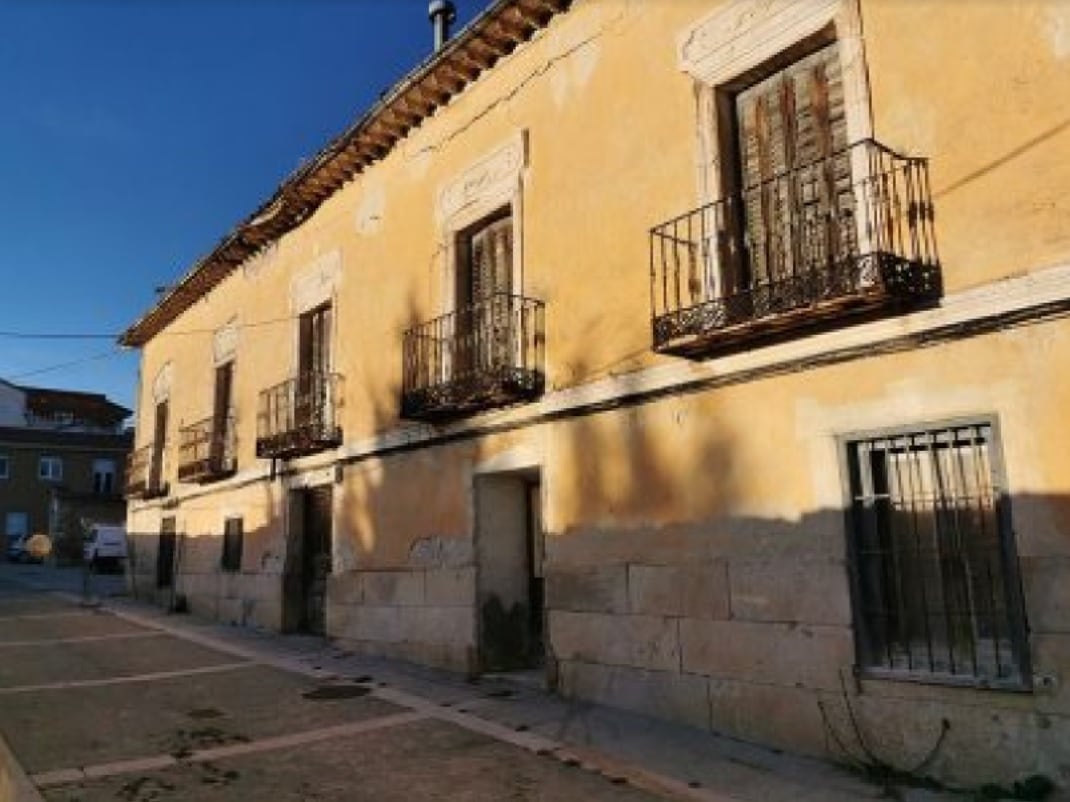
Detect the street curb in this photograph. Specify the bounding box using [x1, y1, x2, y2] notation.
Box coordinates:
[0, 730, 45, 802]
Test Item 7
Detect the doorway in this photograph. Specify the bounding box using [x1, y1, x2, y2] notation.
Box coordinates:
[475, 471, 544, 673]
[284, 486, 333, 635]
[156, 517, 176, 589]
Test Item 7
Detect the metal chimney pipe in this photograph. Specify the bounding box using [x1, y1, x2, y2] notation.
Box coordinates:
[429, 0, 457, 52]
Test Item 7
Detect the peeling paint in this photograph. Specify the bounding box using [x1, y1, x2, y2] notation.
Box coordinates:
[355, 184, 386, 234]
[409, 535, 472, 568]
[1047, 4, 1070, 60]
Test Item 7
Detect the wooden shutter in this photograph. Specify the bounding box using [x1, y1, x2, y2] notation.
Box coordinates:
[298, 305, 331, 376]
[734, 42, 849, 289]
[212, 362, 233, 462]
[213, 362, 232, 423]
[151, 401, 168, 489]
[468, 214, 513, 302]
[459, 213, 514, 372]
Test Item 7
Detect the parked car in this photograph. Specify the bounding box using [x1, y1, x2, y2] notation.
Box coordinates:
[6, 534, 44, 564]
[83, 524, 127, 572]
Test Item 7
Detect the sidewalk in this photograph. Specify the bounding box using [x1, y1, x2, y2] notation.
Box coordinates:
[3, 564, 956, 802]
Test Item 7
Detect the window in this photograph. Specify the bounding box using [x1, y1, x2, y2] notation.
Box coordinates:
[221, 517, 243, 572]
[299, 304, 332, 378]
[844, 421, 1029, 687]
[718, 40, 853, 300]
[212, 361, 235, 470]
[0, 455, 9, 480]
[92, 459, 116, 495]
[38, 456, 63, 482]
[455, 210, 514, 372]
[150, 400, 169, 492]
[4, 512, 28, 539]
[456, 209, 513, 309]
[297, 303, 333, 429]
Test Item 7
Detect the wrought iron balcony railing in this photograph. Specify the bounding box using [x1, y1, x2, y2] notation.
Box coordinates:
[178, 414, 237, 483]
[401, 293, 545, 421]
[125, 442, 169, 499]
[650, 139, 941, 357]
[255, 372, 343, 459]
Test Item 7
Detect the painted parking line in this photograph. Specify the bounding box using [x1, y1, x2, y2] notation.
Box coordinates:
[0, 610, 94, 622]
[31, 711, 429, 788]
[0, 631, 165, 648]
[0, 661, 255, 695]
[41, 594, 737, 802]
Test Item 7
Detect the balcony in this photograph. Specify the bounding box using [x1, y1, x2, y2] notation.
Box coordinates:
[650, 139, 941, 358]
[401, 293, 545, 422]
[178, 414, 237, 483]
[125, 443, 168, 499]
[255, 372, 343, 460]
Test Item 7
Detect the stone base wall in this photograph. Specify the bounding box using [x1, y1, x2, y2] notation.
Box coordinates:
[328, 567, 477, 674]
[546, 556, 1070, 789]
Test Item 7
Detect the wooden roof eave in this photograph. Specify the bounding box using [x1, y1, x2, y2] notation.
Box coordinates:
[119, 0, 571, 349]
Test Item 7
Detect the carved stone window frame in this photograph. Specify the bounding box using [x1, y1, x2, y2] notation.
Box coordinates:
[152, 362, 173, 405]
[435, 131, 528, 314]
[678, 0, 873, 207]
[212, 319, 239, 368]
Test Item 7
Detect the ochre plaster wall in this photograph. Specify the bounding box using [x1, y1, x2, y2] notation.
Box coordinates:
[126, 0, 1070, 788]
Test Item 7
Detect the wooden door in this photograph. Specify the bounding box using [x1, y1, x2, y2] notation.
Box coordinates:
[301, 486, 333, 635]
[734, 43, 851, 295]
[156, 517, 176, 589]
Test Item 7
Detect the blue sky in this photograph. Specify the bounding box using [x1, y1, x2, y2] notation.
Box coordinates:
[0, 0, 483, 414]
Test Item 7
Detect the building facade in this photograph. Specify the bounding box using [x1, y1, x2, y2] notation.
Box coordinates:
[0, 381, 131, 561]
[122, 0, 1070, 789]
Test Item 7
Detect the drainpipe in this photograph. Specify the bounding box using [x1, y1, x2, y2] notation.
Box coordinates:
[429, 0, 457, 53]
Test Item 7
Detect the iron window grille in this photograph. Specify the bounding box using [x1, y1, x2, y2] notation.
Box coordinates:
[843, 420, 1030, 688]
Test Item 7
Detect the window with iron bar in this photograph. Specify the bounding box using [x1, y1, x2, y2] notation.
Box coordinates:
[843, 420, 1030, 688]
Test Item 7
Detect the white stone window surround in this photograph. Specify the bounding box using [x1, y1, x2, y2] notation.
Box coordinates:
[678, 0, 873, 209]
[435, 130, 529, 315]
[212, 319, 239, 368]
[152, 362, 173, 405]
[145, 361, 174, 455]
[288, 250, 342, 377]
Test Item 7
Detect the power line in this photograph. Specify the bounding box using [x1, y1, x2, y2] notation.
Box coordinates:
[0, 314, 298, 342]
[4, 348, 127, 381]
[0, 331, 118, 340]
[160, 315, 294, 337]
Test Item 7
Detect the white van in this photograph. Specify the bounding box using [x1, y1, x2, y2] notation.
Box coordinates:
[83, 524, 127, 571]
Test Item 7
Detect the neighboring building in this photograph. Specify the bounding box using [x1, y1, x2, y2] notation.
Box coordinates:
[120, 0, 1070, 790]
[0, 381, 131, 561]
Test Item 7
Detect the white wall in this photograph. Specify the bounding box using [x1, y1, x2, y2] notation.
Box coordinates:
[0, 382, 25, 427]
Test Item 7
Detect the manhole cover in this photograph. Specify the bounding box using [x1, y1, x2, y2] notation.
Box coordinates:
[303, 685, 371, 700]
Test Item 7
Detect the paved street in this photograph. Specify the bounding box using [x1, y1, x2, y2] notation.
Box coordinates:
[0, 564, 927, 802]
